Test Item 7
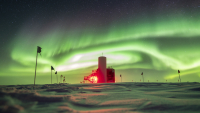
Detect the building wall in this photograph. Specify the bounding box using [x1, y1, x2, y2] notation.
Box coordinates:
[98, 56, 107, 83]
[107, 68, 115, 83]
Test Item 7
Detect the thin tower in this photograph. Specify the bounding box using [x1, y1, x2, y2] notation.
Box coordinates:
[98, 56, 107, 83]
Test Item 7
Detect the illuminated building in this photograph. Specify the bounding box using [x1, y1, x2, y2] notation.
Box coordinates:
[84, 56, 115, 83]
[98, 56, 107, 83]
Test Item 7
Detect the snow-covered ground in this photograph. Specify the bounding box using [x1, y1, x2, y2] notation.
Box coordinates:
[0, 82, 200, 113]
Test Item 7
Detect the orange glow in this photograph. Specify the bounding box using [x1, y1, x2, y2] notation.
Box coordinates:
[89, 76, 98, 83]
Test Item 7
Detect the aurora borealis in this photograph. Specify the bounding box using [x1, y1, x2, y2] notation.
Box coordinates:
[1, 0, 200, 85]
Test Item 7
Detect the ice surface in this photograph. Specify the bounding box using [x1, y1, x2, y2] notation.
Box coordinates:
[0, 82, 200, 113]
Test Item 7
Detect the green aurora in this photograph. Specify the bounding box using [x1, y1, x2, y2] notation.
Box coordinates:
[1, 13, 200, 84]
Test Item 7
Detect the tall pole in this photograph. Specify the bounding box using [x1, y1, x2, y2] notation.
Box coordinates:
[178, 70, 181, 83]
[56, 74, 58, 84]
[142, 75, 144, 82]
[55, 71, 58, 83]
[141, 72, 144, 82]
[34, 53, 38, 86]
[51, 70, 52, 84]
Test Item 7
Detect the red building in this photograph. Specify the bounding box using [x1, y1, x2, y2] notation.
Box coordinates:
[106, 67, 115, 83]
[84, 56, 115, 83]
[84, 67, 115, 83]
[98, 56, 107, 83]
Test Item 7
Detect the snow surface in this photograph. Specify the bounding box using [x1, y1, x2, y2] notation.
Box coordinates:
[0, 82, 200, 113]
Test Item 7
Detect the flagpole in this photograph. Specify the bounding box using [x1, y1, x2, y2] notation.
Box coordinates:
[178, 70, 181, 83]
[55, 71, 58, 84]
[34, 52, 38, 86]
[56, 74, 58, 84]
[141, 72, 144, 82]
[142, 75, 144, 82]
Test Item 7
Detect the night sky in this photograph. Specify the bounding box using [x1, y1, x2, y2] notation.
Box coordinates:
[1, 0, 200, 85]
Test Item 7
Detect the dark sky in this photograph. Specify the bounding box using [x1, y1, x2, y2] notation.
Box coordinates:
[0, 0, 200, 85]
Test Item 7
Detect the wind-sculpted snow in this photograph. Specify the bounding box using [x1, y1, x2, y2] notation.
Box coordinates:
[0, 82, 200, 113]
